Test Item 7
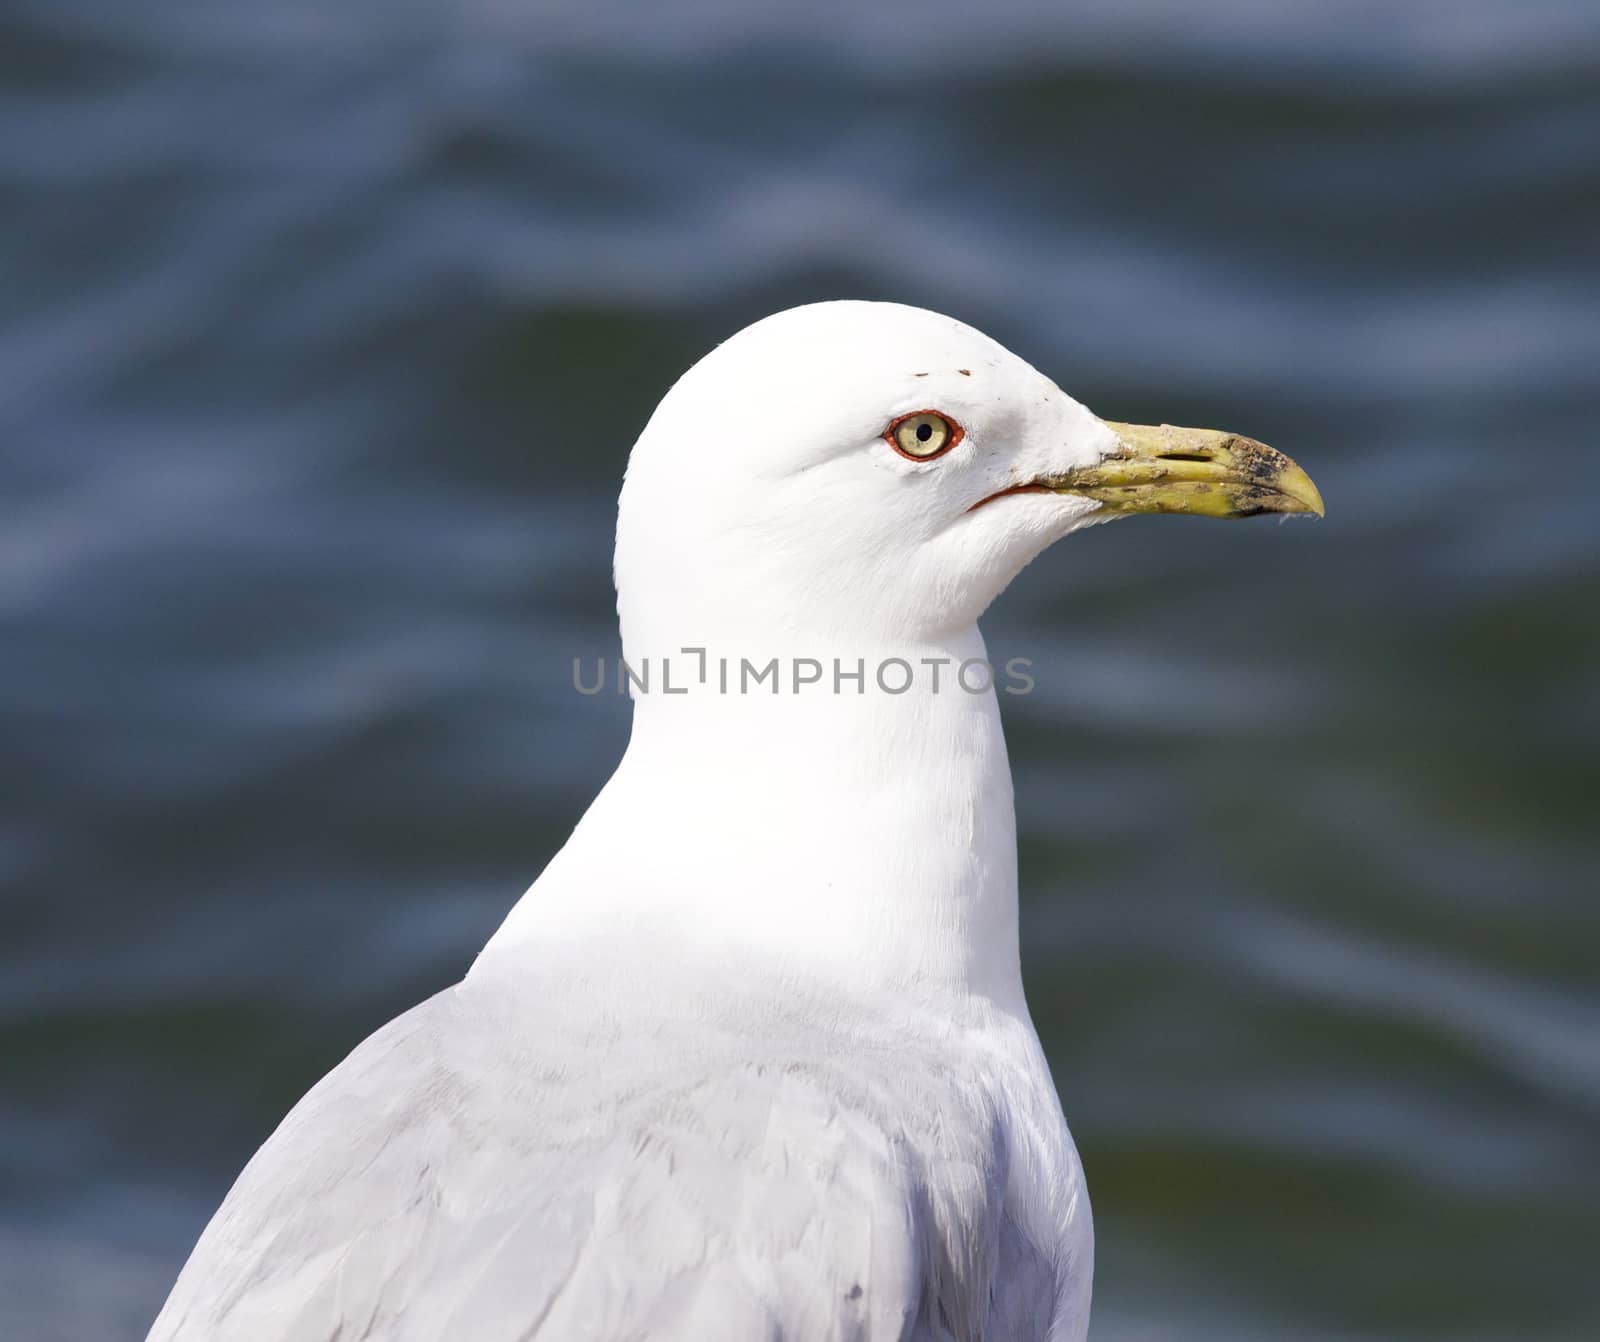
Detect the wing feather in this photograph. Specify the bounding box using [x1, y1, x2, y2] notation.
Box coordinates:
[150, 974, 1059, 1342]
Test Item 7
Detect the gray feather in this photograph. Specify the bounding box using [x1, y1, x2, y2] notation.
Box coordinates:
[150, 958, 1070, 1342]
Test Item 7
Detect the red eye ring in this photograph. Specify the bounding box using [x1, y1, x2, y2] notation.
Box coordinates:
[885, 409, 964, 463]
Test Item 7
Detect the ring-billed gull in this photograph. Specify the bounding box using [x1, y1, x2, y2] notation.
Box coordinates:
[149, 301, 1322, 1341]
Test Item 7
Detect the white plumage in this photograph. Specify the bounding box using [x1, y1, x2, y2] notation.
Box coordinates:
[150, 300, 1167, 1341]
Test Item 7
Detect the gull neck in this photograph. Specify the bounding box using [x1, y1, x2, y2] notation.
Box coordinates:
[479, 625, 1025, 1007]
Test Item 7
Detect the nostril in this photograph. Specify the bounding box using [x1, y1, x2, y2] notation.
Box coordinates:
[1156, 451, 1213, 462]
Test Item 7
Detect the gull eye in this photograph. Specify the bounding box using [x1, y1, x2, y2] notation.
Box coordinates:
[886, 410, 962, 462]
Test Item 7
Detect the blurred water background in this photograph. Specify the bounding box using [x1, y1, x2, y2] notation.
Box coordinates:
[3, 1, 1598, 1338]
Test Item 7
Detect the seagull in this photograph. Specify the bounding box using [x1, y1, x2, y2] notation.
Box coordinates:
[148, 301, 1322, 1341]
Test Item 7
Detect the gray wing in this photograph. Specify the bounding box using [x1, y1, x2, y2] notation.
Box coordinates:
[149, 975, 1056, 1342]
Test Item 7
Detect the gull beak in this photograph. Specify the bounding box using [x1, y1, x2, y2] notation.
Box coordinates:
[1042, 422, 1325, 520]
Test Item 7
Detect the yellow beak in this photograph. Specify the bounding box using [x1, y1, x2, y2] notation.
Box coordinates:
[1043, 422, 1325, 520]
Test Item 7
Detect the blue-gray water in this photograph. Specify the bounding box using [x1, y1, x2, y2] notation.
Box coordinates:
[3, 2, 1598, 1338]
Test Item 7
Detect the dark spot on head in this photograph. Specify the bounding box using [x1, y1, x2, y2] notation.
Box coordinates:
[958, 368, 972, 376]
[847, 1284, 863, 1300]
[913, 371, 929, 378]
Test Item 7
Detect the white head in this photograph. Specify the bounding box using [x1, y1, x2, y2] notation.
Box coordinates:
[615, 302, 1320, 658]
[616, 301, 1114, 655]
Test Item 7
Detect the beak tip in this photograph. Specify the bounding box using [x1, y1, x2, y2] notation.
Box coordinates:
[1277, 466, 1326, 520]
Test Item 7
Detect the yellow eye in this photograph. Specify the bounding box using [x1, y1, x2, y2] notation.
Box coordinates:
[887, 410, 961, 461]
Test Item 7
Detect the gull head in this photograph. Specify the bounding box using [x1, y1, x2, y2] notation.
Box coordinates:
[616, 301, 1321, 652]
